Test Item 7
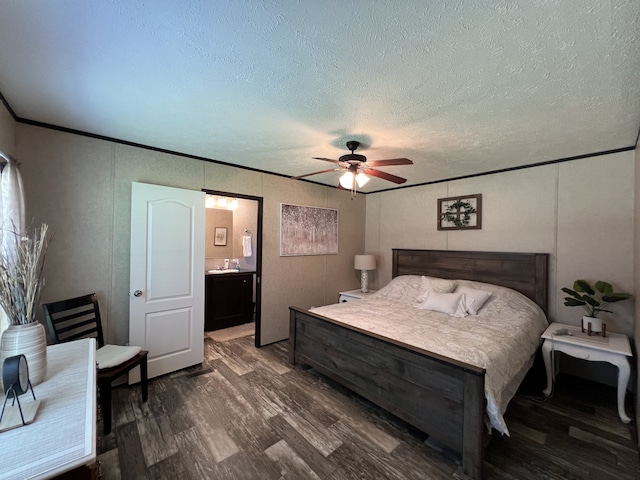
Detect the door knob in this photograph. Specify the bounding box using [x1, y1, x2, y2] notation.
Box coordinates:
[133, 290, 143, 297]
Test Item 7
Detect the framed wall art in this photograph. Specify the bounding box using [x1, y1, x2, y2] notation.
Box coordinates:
[280, 204, 338, 256]
[438, 194, 482, 230]
[214, 227, 228, 246]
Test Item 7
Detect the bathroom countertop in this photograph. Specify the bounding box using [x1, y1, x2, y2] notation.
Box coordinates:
[205, 270, 256, 275]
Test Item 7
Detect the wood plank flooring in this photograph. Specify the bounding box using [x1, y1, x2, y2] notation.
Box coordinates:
[97, 335, 640, 479]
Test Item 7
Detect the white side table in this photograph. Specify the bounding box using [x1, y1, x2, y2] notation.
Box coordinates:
[338, 289, 377, 303]
[541, 322, 632, 423]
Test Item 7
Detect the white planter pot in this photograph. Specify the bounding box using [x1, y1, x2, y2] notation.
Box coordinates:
[0, 322, 48, 388]
[582, 315, 603, 333]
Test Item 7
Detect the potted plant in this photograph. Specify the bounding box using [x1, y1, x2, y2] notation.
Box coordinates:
[0, 224, 50, 386]
[562, 279, 631, 334]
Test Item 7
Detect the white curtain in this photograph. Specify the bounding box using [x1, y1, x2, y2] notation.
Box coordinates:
[0, 151, 26, 335]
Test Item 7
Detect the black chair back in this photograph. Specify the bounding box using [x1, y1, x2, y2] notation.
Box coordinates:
[42, 293, 106, 347]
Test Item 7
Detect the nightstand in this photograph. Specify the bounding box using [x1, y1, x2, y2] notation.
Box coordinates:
[541, 322, 632, 423]
[338, 289, 377, 302]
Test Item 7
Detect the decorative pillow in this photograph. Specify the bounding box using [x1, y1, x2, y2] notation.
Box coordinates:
[415, 276, 456, 305]
[416, 290, 472, 317]
[374, 275, 425, 304]
[454, 285, 492, 315]
[421, 276, 456, 293]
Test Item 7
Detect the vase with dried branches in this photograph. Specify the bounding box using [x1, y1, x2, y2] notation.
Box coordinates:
[0, 223, 49, 386]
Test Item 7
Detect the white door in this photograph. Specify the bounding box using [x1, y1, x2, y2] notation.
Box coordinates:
[129, 182, 205, 381]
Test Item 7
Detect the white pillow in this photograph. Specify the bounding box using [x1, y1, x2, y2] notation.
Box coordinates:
[374, 275, 425, 304]
[421, 276, 456, 293]
[415, 276, 456, 305]
[454, 285, 492, 315]
[417, 290, 472, 317]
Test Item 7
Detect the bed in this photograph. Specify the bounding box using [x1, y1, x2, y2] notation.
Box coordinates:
[289, 249, 549, 480]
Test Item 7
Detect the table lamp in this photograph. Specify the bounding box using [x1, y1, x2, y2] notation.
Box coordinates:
[354, 254, 376, 293]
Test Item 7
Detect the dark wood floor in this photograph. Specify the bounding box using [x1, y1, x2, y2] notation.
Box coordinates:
[97, 335, 640, 479]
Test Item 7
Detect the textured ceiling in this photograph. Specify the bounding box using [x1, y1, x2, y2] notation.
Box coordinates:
[0, 0, 639, 192]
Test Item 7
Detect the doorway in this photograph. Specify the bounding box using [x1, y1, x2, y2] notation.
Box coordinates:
[202, 189, 263, 347]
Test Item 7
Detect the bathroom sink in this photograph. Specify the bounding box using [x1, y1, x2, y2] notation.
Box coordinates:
[207, 269, 240, 274]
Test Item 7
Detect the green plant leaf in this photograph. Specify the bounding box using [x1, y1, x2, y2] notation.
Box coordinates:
[595, 281, 613, 295]
[564, 298, 586, 307]
[602, 293, 631, 303]
[561, 287, 581, 298]
[582, 296, 599, 307]
[573, 280, 594, 295]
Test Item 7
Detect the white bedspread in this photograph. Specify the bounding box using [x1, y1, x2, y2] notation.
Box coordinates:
[310, 277, 548, 435]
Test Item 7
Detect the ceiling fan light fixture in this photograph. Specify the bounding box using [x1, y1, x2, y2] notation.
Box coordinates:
[300, 140, 412, 193]
[339, 171, 354, 189]
[355, 172, 369, 188]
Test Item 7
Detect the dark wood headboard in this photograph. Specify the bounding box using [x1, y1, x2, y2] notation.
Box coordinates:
[392, 249, 549, 313]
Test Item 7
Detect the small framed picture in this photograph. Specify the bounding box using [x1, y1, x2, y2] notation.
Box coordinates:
[438, 194, 482, 230]
[214, 227, 227, 246]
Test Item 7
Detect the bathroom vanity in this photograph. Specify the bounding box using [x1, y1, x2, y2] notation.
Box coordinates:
[205, 271, 255, 331]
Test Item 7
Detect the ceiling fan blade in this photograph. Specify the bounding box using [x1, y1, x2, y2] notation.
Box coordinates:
[293, 168, 342, 180]
[365, 158, 413, 167]
[362, 168, 408, 184]
[312, 157, 341, 164]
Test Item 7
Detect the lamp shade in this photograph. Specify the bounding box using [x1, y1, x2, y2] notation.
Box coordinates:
[354, 254, 376, 271]
[339, 171, 354, 189]
[355, 172, 369, 187]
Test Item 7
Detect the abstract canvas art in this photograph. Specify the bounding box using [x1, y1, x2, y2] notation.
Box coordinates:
[280, 204, 338, 256]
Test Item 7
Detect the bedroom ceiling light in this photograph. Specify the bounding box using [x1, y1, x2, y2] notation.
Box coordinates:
[339, 171, 354, 189]
[206, 195, 238, 210]
[354, 254, 376, 293]
[356, 172, 369, 187]
[339, 170, 369, 196]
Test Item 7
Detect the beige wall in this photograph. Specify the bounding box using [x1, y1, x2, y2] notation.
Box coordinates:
[0, 101, 14, 155]
[556, 154, 635, 334]
[205, 208, 233, 260]
[232, 198, 258, 271]
[16, 123, 366, 347]
[0, 102, 16, 334]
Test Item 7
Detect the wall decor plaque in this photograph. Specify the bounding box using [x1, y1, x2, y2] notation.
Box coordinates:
[438, 194, 482, 230]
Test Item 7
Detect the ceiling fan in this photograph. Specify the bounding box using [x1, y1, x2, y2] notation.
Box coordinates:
[294, 141, 413, 194]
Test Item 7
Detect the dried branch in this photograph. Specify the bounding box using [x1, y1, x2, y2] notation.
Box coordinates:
[0, 224, 49, 325]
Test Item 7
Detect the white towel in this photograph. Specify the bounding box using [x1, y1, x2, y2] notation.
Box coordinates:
[242, 235, 252, 257]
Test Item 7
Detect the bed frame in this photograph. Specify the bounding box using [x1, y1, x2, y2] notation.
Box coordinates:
[289, 249, 548, 480]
